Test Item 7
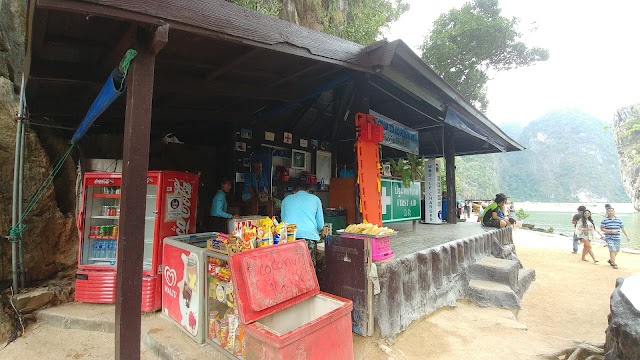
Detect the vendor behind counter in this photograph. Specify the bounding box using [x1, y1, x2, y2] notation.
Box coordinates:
[208, 177, 239, 232]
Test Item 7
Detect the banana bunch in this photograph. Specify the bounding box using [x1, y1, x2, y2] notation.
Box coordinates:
[344, 222, 395, 236]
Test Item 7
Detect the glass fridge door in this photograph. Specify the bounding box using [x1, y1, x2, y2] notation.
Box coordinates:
[143, 183, 158, 272]
[81, 184, 120, 266]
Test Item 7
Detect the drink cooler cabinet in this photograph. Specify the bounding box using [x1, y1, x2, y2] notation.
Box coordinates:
[75, 171, 199, 311]
[229, 241, 354, 360]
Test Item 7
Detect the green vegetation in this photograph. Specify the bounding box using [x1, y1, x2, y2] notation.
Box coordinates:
[389, 153, 425, 188]
[228, 0, 281, 17]
[327, 0, 409, 45]
[420, 0, 549, 111]
[617, 104, 640, 165]
[454, 109, 630, 203]
[227, 0, 408, 45]
[515, 209, 529, 221]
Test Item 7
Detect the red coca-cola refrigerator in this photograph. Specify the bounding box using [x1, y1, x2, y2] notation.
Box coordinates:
[75, 170, 199, 311]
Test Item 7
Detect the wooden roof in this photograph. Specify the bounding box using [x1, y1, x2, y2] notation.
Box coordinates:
[25, 0, 523, 157]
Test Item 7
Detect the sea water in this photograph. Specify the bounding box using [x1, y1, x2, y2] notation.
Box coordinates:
[520, 205, 640, 249]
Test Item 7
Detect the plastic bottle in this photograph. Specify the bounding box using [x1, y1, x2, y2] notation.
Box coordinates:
[92, 241, 99, 259]
[110, 242, 117, 259]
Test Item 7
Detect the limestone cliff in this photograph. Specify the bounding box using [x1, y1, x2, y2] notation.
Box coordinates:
[613, 105, 640, 211]
[0, 0, 78, 289]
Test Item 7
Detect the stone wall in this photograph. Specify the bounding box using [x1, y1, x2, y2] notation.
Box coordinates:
[374, 227, 513, 339]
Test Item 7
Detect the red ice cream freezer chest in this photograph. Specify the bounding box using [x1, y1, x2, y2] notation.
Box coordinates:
[229, 241, 353, 360]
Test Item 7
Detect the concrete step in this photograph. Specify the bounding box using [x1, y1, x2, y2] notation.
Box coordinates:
[37, 302, 227, 360]
[469, 257, 519, 291]
[467, 279, 521, 309]
[516, 268, 536, 299]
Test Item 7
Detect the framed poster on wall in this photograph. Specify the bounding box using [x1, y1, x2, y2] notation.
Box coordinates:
[316, 150, 331, 184]
[291, 149, 311, 171]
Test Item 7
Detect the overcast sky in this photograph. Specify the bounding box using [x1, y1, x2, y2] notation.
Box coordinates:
[385, 0, 640, 125]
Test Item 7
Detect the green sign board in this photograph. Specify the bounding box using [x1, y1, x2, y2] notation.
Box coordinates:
[381, 178, 421, 223]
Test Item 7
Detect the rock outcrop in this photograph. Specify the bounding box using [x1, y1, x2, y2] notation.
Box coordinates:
[605, 274, 640, 360]
[0, 0, 78, 287]
[613, 105, 640, 211]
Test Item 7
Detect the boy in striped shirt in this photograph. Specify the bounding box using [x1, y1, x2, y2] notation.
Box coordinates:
[600, 207, 630, 269]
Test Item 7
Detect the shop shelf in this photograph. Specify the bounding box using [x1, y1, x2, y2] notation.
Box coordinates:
[91, 216, 119, 219]
[92, 194, 121, 199]
[87, 257, 116, 262]
[89, 236, 118, 240]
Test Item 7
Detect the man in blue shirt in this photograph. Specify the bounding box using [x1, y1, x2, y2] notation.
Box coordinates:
[209, 177, 238, 232]
[243, 160, 273, 216]
[281, 180, 324, 267]
[600, 207, 630, 269]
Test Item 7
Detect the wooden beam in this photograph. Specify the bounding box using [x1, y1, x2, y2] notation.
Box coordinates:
[271, 62, 324, 86]
[206, 48, 262, 80]
[148, 24, 169, 55]
[154, 75, 300, 101]
[444, 125, 457, 224]
[99, 24, 137, 74]
[115, 25, 166, 360]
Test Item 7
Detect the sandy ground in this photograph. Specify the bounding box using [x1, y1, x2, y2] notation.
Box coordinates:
[0, 323, 159, 359]
[0, 228, 637, 359]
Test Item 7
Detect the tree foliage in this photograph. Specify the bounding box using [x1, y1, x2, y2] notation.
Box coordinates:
[420, 0, 549, 111]
[327, 0, 409, 45]
[617, 104, 640, 165]
[228, 0, 281, 17]
[227, 0, 408, 45]
[454, 109, 629, 203]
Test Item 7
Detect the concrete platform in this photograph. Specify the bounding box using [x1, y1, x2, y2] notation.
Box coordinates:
[385, 221, 498, 258]
[373, 224, 514, 338]
[37, 303, 227, 360]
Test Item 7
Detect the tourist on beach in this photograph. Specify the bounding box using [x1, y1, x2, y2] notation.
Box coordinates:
[600, 207, 631, 269]
[575, 209, 603, 263]
[571, 205, 586, 254]
[481, 193, 510, 228]
[509, 201, 516, 218]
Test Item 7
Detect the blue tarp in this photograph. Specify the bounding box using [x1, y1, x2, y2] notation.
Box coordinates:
[70, 69, 126, 144]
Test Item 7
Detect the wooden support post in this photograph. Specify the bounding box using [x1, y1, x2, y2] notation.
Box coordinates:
[351, 74, 370, 224]
[115, 25, 167, 360]
[444, 126, 457, 224]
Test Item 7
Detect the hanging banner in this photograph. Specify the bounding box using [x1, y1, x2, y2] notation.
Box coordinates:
[424, 159, 442, 224]
[370, 110, 419, 155]
[381, 178, 421, 223]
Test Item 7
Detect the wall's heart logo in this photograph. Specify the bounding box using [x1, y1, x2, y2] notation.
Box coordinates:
[164, 266, 177, 287]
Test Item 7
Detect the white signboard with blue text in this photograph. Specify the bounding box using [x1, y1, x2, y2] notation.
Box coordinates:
[370, 110, 419, 155]
[424, 159, 442, 224]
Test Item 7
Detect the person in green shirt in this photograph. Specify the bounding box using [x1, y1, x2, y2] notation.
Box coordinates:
[481, 193, 509, 228]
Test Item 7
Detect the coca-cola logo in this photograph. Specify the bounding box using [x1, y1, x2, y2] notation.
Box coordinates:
[172, 179, 193, 236]
[94, 179, 114, 185]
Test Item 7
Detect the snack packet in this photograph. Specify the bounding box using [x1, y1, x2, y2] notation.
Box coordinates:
[286, 224, 297, 242]
[274, 221, 287, 244]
